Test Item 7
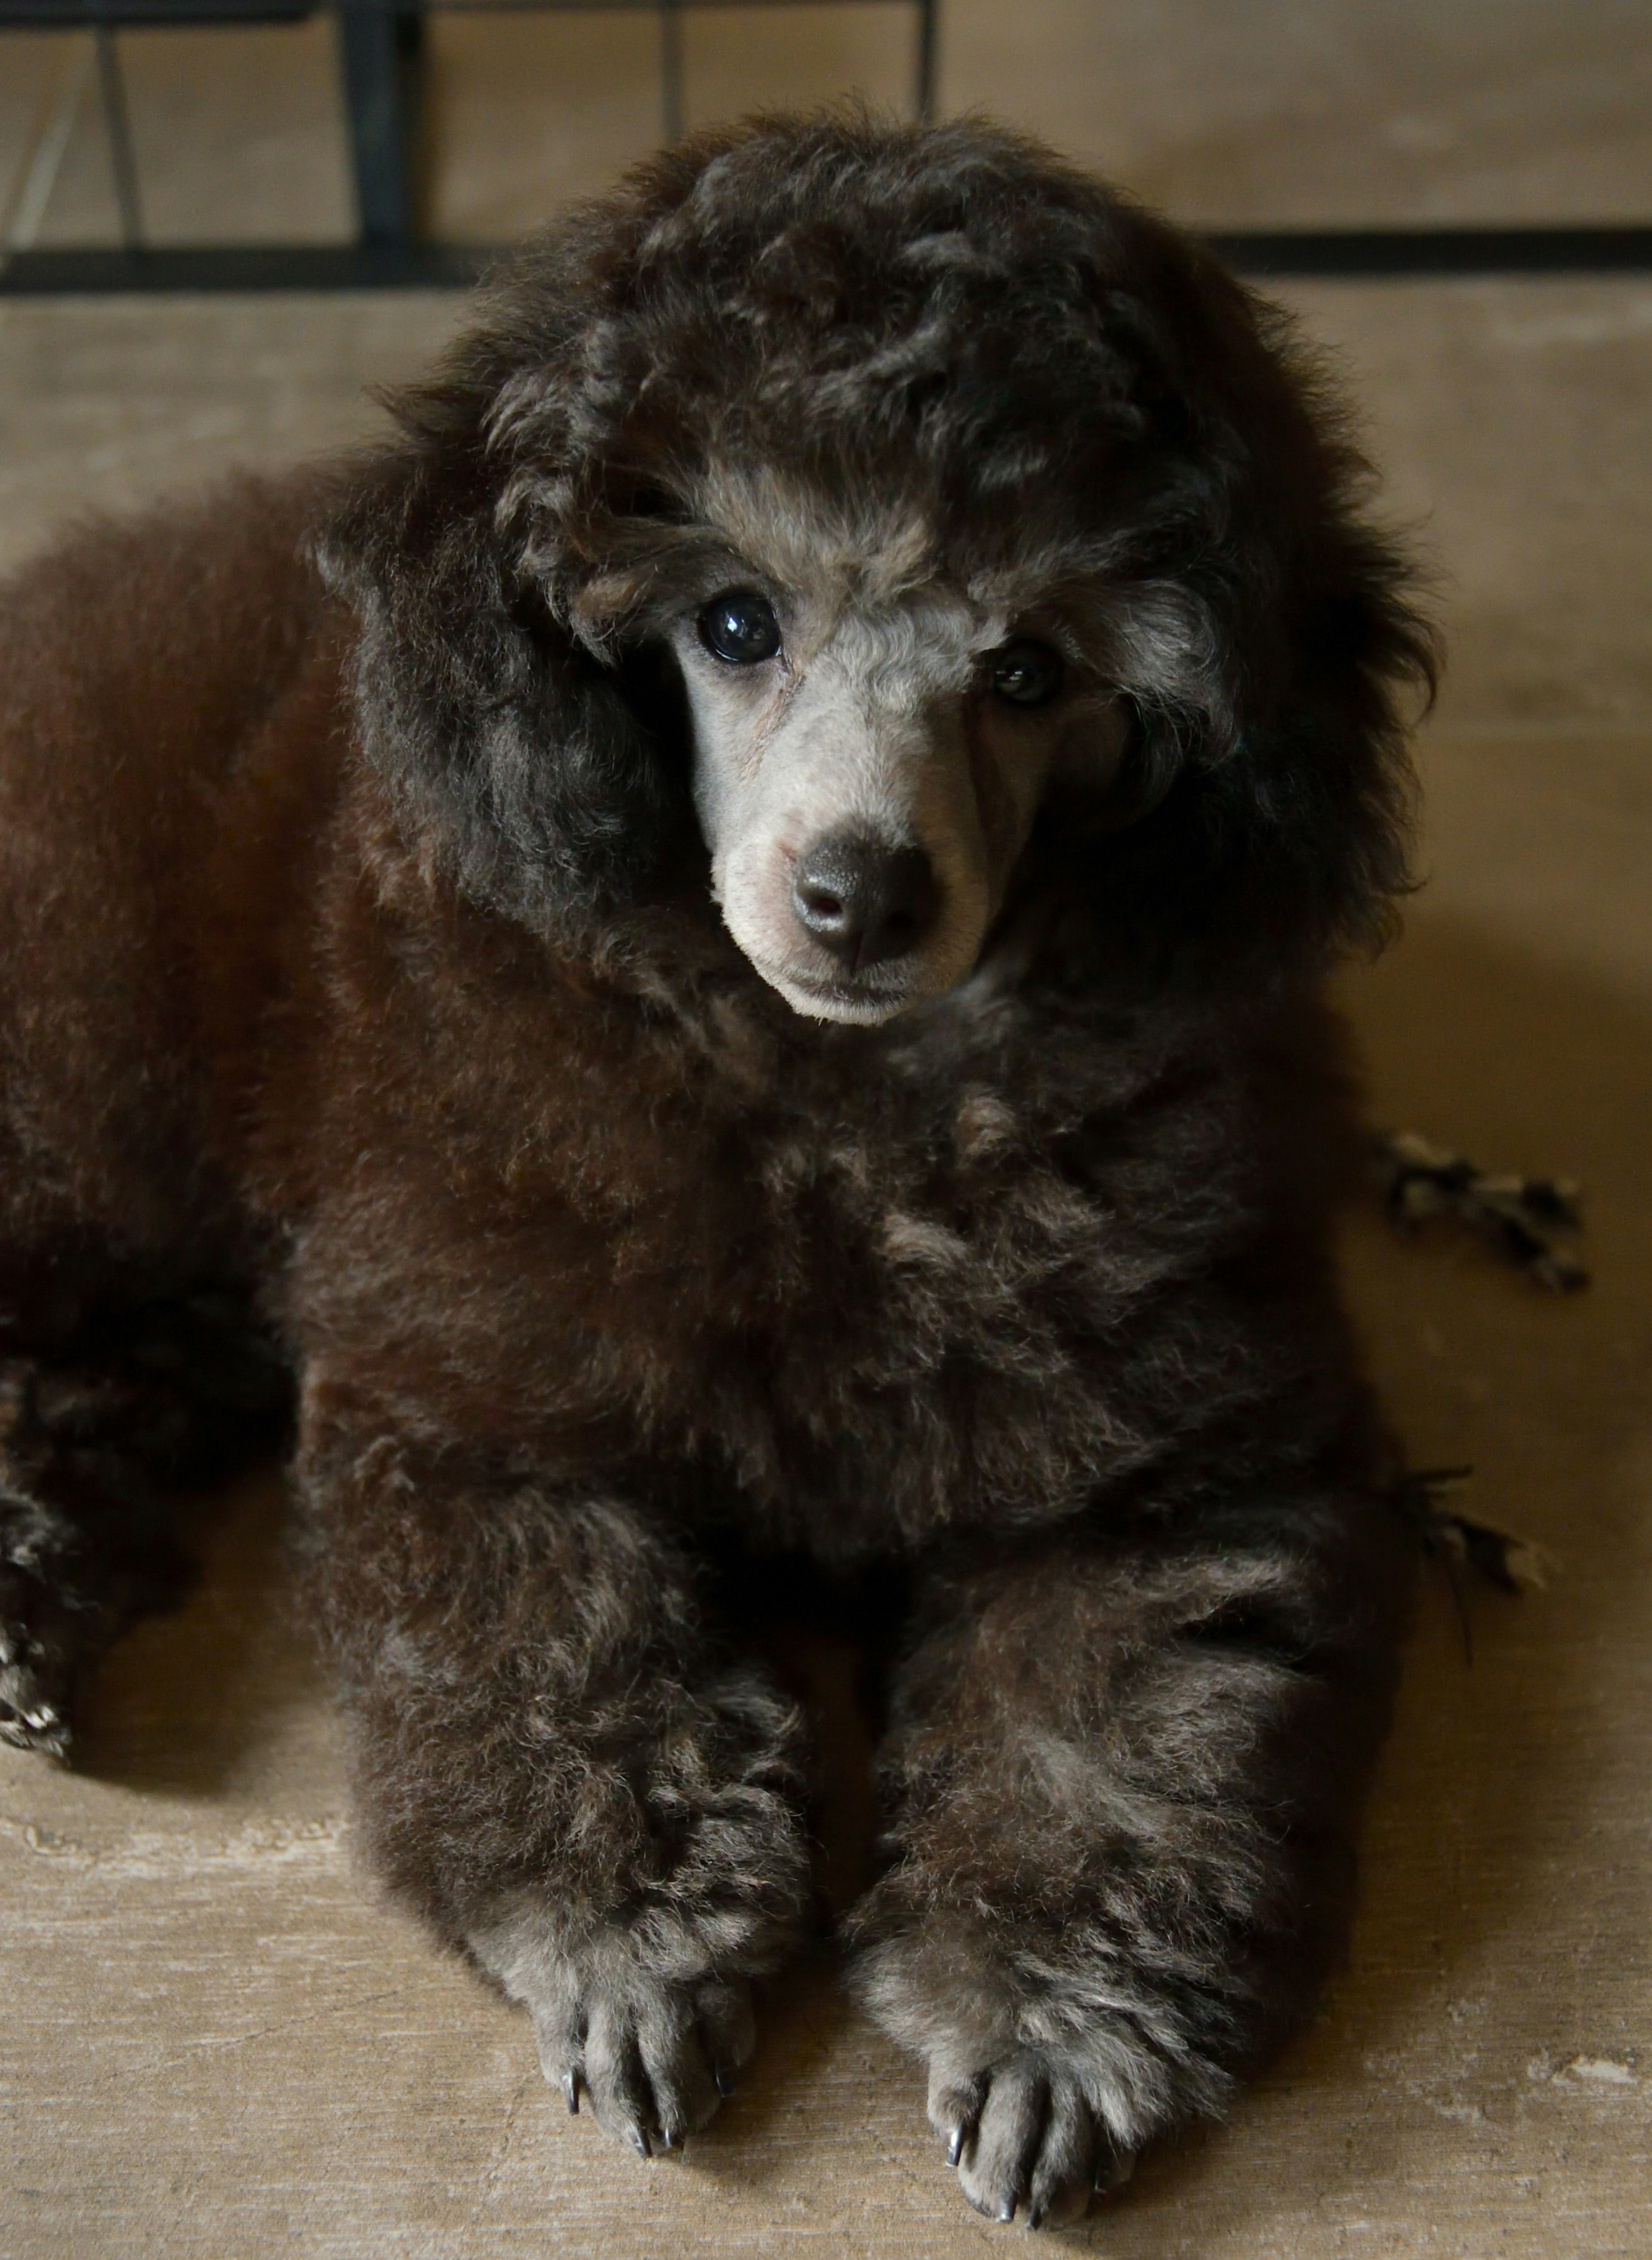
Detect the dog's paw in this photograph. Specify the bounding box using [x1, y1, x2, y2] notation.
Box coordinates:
[849, 1916, 1226, 2225]
[0, 1559, 80, 1757]
[541, 1960, 755, 2155]
[1, 1463, 190, 1757]
[928, 2047, 1134, 2228]
[470, 1903, 763, 2155]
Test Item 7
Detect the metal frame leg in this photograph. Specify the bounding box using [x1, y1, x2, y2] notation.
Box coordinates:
[336, 1, 421, 247]
[92, 20, 143, 250]
[915, 0, 937, 122]
[659, 0, 684, 145]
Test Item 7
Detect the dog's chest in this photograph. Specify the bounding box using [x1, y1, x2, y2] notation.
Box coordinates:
[533, 1000, 1249, 1557]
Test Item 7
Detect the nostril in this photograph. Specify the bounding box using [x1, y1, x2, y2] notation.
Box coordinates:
[792, 862, 857, 953]
[792, 830, 938, 972]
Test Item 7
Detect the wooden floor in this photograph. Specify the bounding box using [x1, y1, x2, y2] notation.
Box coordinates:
[2, 18, 1651, 2249]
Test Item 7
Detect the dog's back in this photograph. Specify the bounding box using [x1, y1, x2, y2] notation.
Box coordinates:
[0, 475, 342, 1313]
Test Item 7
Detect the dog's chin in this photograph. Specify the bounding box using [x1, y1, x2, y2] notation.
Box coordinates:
[738, 954, 957, 1026]
[722, 911, 987, 1026]
[759, 967, 925, 1026]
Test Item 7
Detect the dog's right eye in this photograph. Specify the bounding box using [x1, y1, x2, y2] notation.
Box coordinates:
[986, 639, 1064, 708]
[699, 591, 783, 666]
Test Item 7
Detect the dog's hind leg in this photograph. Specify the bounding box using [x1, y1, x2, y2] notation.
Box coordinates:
[845, 1486, 1412, 2224]
[0, 1291, 291, 1754]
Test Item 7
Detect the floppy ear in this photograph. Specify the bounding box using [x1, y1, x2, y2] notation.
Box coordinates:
[1101, 523, 1433, 982]
[315, 423, 687, 931]
[1055, 247, 1439, 983]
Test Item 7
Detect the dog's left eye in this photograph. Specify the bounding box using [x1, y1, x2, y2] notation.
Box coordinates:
[699, 590, 783, 666]
[986, 639, 1064, 707]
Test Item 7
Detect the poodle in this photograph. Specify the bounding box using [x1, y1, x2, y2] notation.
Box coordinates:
[0, 111, 1435, 2226]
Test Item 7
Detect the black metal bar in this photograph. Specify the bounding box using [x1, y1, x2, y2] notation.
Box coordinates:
[1210, 224, 1652, 279]
[913, 0, 935, 123]
[658, 0, 682, 144]
[92, 21, 145, 250]
[0, 0, 929, 15]
[9, 225, 1652, 296]
[0, 242, 487, 289]
[335, 0, 413, 245]
[0, 2, 309, 21]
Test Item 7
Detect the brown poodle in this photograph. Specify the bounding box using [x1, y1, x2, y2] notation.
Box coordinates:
[0, 112, 1434, 2226]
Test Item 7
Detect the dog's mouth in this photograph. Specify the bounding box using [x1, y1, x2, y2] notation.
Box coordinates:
[755, 960, 934, 1026]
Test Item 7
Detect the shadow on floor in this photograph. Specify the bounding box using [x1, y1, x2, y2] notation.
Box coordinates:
[73, 1465, 321, 1798]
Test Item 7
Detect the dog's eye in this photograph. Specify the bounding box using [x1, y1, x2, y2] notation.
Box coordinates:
[699, 590, 783, 666]
[986, 639, 1064, 708]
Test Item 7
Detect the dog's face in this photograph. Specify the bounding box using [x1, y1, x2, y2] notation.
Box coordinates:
[659, 472, 1128, 1024]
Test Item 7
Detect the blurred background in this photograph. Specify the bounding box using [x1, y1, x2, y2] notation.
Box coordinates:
[3, 11, 1651, 2260]
[3, 0, 1650, 246]
[3, 1, 1651, 732]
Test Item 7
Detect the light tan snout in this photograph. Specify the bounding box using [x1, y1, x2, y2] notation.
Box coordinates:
[675, 592, 1110, 1025]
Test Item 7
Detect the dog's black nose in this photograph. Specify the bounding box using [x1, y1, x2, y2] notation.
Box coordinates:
[792, 830, 937, 970]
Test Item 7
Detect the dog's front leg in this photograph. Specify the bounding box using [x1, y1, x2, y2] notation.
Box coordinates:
[296, 1391, 814, 2153]
[847, 1491, 1412, 2224]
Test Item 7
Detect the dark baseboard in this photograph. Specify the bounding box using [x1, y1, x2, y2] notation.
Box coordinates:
[0, 242, 489, 293]
[1208, 225, 1652, 278]
[4, 226, 1652, 296]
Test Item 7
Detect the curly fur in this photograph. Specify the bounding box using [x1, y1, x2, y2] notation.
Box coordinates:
[0, 111, 1433, 2221]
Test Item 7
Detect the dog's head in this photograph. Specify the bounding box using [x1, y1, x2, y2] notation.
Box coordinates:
[322, 111, 1435, 1014]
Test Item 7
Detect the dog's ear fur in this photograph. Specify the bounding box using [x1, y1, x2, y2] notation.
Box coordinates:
[314, 392, 688, 932]
[1019, 224, 1438, 984]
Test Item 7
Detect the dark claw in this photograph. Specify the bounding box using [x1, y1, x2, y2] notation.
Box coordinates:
[1095, 2143, 1135, 2195]
[714, 2065, 735, 2098]
[1025, 2203, 1045, 2231]
[996, 2195, 1017, 2223]
[946, 2124, 968, 2168]
[0, 1678, 71, 1757]
[631, 2126, 652, 2159]
[561, 2069, 579, 2115]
